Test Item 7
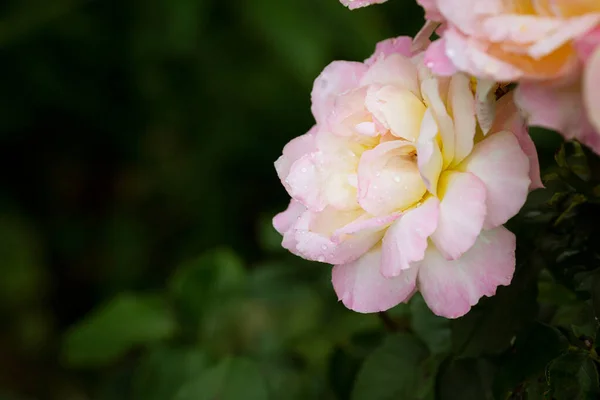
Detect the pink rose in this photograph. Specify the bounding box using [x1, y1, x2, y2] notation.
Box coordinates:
[418, 1, 600, 82]
[273, 37, 541, 318]
[515, 28, 600, 153]
[416, 1, 600, 153]
[339, 0, 387, 10]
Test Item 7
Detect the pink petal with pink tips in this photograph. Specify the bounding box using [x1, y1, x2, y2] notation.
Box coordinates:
[311, 61, 368, 124]
[275, 127, 317, 186]
[293, 209, 398, 265]
[365, 36, 413, 66]
[575, 27, 600, 62]
[285, 152, 328, 212]
[458, 131, 531, 229]
[423, 38, 458, 77]
[360, 54, 420, 97]
[430, 171, 487, 260]
[491, 92, 543, 189]
[516, 81, 600, 155]
[584, 48, 600, 133]
[443, 28, 524, 82]
[381, 197, 440, 277]
[272, 200, 307, 254]
[417, 226, 516, 319]
[339, 0, 387, 10]
[437, 0, 504, 36]
[332, 248, 418, 313]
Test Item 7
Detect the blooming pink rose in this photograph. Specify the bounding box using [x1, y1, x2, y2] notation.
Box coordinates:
[273, 37, 540, 318]
[339, 0, 387, 10]
[418, 1, 600, 81]
[515, 28, 600, 153]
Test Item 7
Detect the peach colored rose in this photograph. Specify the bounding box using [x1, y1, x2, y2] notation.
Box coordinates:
[416, 1, 600, 152]
[273, 37, 540, 318]
[515, 28, 600, 153]
[417, 0, 600, 81]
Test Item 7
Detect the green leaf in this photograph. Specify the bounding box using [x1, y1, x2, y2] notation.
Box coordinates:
[62, 293, 176, 367]
[437, 358, 495, 400]
[548, 352, 600, 400]
[169, 248, 246, 319]
[351, 333, 430, 400]
[174, 357, 268, 400]
[410, 294, 451, 355]
[493, 322, 568, 399]
[132, 346, 209, 400]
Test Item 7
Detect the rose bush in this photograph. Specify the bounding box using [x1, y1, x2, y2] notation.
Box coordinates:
[273, 37, 541, 318]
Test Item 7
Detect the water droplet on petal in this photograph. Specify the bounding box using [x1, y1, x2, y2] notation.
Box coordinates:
[317, 255, 325, 262]
[301, 167, 307, 173]
[321, 244, 328, 250]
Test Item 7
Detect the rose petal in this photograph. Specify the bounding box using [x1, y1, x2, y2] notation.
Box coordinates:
[417, 108, 443, 196]
[365, 85, 426, 141]
[292, 208, 396, 265]
[584, 47, 600, 133]
[491, 91, 543, 189]
[366, 36, 413, 65]
[448, 73, 477, 165]
[417, 226, 516, 318]
[285, 153, 327, 212]
[311, 61, 368, 124]
[443, 28, 524, 81]
[528, 14, 600, 59]
[474, 79, 497, 136]
[358, 141, 427, 216]
[437, 0, 504, 36]
[421, 78, 455, 167]
[458, 131, 531, 229]
[423, 38, 458, 76]
[339, 0, 387, 10]
[332, 247, 418, 313]
[381, 197, 440, 277]
[430, 171, 487, 260]
[275, 127, 317, 185]
[360, 54, 420, 97]
[517, 81, 600, 154]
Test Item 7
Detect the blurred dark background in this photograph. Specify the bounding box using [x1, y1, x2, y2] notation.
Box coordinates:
[0, 1, 426, 399]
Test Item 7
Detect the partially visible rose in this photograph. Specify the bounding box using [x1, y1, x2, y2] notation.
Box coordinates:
[339, 0, 387, 10]
[273, 37, 541, 318]
[417, 1, 600, 82]
[515, 28, 600, 153]
[415, 1, 600, 153]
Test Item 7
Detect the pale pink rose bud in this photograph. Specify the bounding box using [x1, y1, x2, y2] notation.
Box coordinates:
[273, 37, 541, 319]
[339, 0, 387, 10]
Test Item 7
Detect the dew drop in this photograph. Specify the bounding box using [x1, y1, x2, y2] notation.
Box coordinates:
[301, 167, 307, 173]
[321, 244, 328, 250]
[317, 255, 326, 262]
